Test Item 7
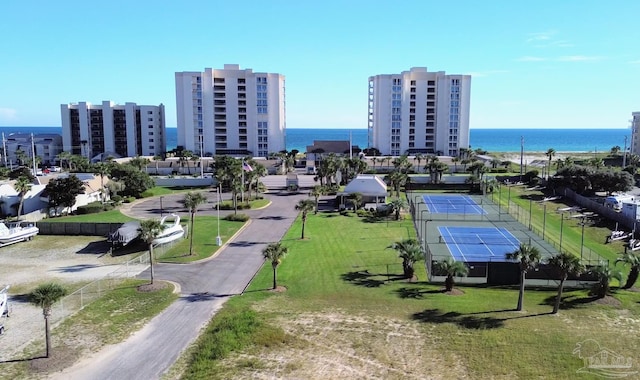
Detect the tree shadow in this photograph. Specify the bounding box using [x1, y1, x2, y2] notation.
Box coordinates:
[340, 270, 408, 288]
[395, 286, 446, 299]
[53, 264, 99, 273]
[412, 308, 504, 329]
[540, 294, 599, 309]
[182, 292, 234, 302]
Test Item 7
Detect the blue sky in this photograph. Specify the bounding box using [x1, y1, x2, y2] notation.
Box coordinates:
[1, 0, 638, 129]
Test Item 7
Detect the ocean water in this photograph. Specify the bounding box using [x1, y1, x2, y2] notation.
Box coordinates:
[0, 127, 630, 154]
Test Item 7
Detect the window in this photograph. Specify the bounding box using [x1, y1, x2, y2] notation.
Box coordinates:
[258, 107, 267, 114]
[147, 111, 153, 115]
[147, 117, 153, 121]
[428, 80, 435, 86]
[410, 80, 416, 86]
[149, 139, 154, 142]
[149, 132, 154, 135]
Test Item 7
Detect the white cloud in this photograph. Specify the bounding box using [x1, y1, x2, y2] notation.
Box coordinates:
[0, 107, 17, 122]
[527, 31, 555, 42]
[628, 59, 640, 64]
[557, 55, 602, 62]
[516, 56, 547, 62]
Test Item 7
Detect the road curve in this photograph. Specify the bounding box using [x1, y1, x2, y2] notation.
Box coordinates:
[52, 191, 307, 380]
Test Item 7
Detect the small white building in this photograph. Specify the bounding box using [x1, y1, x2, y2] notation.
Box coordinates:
[338, 174, 388, 208]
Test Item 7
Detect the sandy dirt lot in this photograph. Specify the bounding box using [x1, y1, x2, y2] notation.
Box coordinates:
[0, 235, 147, 362]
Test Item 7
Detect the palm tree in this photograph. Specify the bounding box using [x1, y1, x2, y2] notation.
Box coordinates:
[451, 157, 459, 173]
[262, 242, 288, 290]
[610, 146, 621, 156]
[184, 192, 207, 256]
[309, 185, 325, 214]
[506, 243, 541, 311]
[139, 219, 163, 284]
[28, 283, 68, 358]
[414, 153, 424, 173]
[387, 239, 424, 279]
[545, 148, 556, 180]
[385, 170, 408, 198]
[348, 192, 363, 211]
[590, 265, 623, 299]
[14, 175, 32, 220]
[615, 252, 640, 289]
[434, 258, 469, 291]
[295, 199, 315, 239]
[547, 252, 584, 314]
[388, 197, 407, 220]
[93, 162, 110, 203]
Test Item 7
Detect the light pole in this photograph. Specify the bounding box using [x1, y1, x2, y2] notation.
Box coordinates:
[559, 213, 565, 253]
[519, 136, 524, 183]
[159, 196, 164, 218]
[623, 135, 628, 168]
[542, 202, 547, 239]
[216, 184, 222, 246]
[580, 217, 586, 260]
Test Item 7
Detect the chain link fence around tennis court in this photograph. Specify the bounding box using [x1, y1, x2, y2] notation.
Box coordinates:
[408, 190, 604, 284]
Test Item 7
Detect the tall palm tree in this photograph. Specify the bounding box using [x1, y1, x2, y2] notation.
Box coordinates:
[451, 157, 459, 173]
[348, 192, 363, 211]
[385, 170, 408, 198]
[309, 185, 325, 214]
[546, 148, 556, 180]
[547, 252, 584, 314]
[615, 252, 640, 289]
[414, 153, 424, 173]
[506, 243, 541, 311]
[14, 175, 32, 220]
[434, 258, 469, 291]
[184, 192, 207, 256]
[590, 265, 623, 299]
[387, 239, 424, 279]
[262, 242, 288, 290]
[388, 197, 408, 220]
[28, 283, 68, 358]
[295, 199, 315, 239]
[139, 219, 163, 284]
[93, 162, 110, 203]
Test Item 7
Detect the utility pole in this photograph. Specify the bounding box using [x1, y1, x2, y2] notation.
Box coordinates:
[623, 134, 628, 168]
[519, 136, 524, 183]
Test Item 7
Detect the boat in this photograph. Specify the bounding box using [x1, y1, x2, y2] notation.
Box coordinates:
[153, 214, 185, 246]
[0, 221, 39, 247]
[0, 285, 8, 334]
[108, 221, 141, 248]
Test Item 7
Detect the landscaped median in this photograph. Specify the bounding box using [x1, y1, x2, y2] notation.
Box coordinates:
[176, 206, 640, 379]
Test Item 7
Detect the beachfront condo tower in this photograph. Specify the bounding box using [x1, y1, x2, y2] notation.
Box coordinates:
[61, 101, 166, 160]
[175, 64, 286, 157]
[631, 112, 640, 156]
[368, 67, 471, 157]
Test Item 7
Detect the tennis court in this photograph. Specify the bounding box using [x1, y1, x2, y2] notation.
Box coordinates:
[437, 226, 520, 263]
[422, 194, 486, 215]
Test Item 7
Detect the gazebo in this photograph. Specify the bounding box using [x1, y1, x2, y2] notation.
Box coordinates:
[337, 174, 388, 209]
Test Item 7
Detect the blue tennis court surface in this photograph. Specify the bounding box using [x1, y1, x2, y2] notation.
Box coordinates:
[438, 226, 520, 262]
[422, 195, 486, 215]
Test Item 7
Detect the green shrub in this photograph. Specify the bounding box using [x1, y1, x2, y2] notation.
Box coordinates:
[111, 195, 123, 204]
[77, 201, 105, 214]
[356, 209, 371, 217]
[224, 213, 249, 222]
[490, 168, 508, 173]
[124, 197, 136, 203]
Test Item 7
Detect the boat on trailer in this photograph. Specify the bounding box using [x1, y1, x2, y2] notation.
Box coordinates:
[153, 214, 185, 246]
[0, 221, 39, 247]
[108, 221, 141, 248]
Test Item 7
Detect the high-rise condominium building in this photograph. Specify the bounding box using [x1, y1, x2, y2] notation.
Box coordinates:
[175, 64, 286, 157]
[368, 67, 471, 157]
[631, 112, 640, 156]
[61, 101, 166, 159]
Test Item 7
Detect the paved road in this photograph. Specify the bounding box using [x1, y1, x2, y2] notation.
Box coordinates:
[54, 191, 307, 380]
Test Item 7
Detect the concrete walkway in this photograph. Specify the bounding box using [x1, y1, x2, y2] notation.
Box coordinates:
[52, 191, 307, 380]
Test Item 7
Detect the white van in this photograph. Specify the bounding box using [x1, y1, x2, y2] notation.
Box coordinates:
[604, 195, 635, 211]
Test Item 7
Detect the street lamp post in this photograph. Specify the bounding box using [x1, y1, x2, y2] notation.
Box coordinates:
[216, 184, 222, 246]
[559, 213, 565, 253]
[159, 196, 164, 218]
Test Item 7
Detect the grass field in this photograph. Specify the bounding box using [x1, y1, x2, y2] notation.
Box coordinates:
[180, 207, 640, 379]
[156, 216, 246, 263]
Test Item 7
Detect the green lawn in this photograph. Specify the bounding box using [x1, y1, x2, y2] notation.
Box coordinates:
[156, 216, 246, 263]
[181, 208, 640, 379]
[43, 209, 135, 223]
